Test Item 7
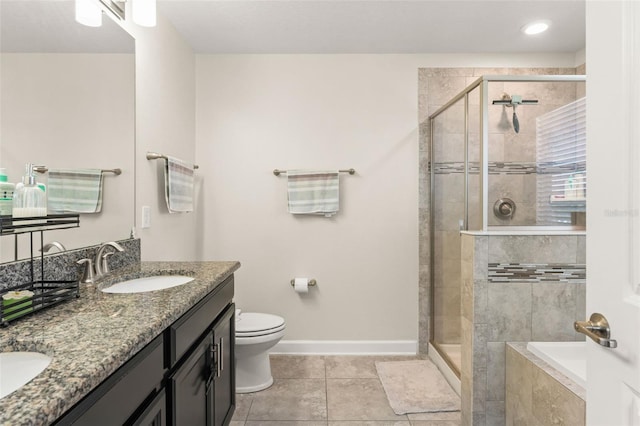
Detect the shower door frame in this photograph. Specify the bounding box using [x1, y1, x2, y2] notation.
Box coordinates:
[428, 74, 587, 377]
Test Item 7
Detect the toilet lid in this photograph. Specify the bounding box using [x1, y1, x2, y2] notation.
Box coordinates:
[236, 312, 285, 335]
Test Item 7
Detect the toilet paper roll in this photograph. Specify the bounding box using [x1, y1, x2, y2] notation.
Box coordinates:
[294, 277, 309, 293]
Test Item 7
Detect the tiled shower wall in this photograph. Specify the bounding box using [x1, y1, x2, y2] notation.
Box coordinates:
[418, 66, 584, 354]
[460, 233, 586, 426]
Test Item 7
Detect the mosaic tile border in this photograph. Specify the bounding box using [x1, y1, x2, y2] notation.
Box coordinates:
[488, 262, 586, 283]
[431, 161, 585, 175]
[432, 161, 537, 175]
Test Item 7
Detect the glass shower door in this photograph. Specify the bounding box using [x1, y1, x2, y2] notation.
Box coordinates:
[431, 97, 466, 373]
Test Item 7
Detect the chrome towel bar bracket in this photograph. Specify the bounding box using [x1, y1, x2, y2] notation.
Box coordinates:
[146, 151, 199, 170]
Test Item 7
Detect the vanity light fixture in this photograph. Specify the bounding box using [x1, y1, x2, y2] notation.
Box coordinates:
[521, 20, 551, 35]
[132, 0, 156, 27]
[75, 0, 155, 27]
[75, 0, 102, 27]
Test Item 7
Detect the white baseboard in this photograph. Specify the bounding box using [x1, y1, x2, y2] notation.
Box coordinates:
[428, 342, 461, 396]
[270, 340, 418, 355]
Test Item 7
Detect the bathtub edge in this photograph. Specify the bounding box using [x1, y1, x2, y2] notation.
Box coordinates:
[507, 342, 586, 401]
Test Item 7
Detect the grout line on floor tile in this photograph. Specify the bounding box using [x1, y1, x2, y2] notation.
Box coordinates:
[245, 394, 255, 423]
[324, 356, 329, 421]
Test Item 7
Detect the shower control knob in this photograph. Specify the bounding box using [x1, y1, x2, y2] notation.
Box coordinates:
[499, 203, 512, 215]
[493, 198, 516, 219]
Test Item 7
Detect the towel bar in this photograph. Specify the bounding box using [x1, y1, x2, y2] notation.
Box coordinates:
[146, 152, 199, 169]
[33, 166, 121, 175]
[273, 168, 355, 176]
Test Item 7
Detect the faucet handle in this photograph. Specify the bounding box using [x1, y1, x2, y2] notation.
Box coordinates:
[101, 252, 115, 274]
[77, 258, 95, 284]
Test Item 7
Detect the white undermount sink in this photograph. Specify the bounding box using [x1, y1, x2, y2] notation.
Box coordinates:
[0, 352, 52, 399]
[101, 275, 194, 294]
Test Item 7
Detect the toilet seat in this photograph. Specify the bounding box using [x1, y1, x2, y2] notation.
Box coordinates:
[236, 312, 285, 338]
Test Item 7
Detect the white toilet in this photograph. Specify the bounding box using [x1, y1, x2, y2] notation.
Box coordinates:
[235, 310, 285, 393]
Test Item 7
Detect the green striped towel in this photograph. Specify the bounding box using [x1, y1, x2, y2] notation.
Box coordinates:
[287, 170, 339, 217]
[48, 169, 103, 213]
[165, 156, 194, 213]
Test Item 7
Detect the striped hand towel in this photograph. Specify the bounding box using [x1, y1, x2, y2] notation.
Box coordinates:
[48, 169, 103, 213]
[287, 170, 339, 217]
[165, 156, 194, 213]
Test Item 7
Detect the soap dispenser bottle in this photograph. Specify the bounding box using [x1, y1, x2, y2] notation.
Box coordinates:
[12, 163, 47, 219]
[0, 169, 15, 216]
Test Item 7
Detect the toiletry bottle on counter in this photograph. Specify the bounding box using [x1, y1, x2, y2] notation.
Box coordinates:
[12, 163, 47, 219]
[574, 173, 586, 199]
[564, 174, 577, 200]
[0, 169, 15, 216]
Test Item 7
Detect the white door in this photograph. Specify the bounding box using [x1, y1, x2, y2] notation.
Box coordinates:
[586, 1, 640, 424]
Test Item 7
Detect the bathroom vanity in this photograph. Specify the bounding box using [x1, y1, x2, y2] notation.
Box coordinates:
[0, 260, 239, 426]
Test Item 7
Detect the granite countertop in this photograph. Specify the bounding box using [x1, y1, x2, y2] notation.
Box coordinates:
[0, 260, 240, 426]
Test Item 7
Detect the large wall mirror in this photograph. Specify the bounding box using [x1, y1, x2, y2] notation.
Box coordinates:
[0, 0, 135, 262]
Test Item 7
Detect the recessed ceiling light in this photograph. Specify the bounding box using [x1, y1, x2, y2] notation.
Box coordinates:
[522, 20, 551, 35]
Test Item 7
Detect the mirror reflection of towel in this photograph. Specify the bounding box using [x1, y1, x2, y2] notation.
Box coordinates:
[165, 156, 194, 213]
[287, 170, 339, 217]
[48, 169, 103, 213]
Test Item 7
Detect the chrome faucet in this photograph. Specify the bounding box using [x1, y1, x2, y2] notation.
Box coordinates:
[94, 242, 125, 278]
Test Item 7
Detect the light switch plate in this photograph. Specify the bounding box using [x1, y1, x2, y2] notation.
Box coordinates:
[141, 206, 151, 228]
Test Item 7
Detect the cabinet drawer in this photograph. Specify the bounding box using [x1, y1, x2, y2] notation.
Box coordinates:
[166, 275, 234, 367]
[56, 334, 165, 426]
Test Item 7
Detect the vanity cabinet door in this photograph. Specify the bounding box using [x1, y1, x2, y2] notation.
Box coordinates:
[168, 304, 236, 426]
[131, 389, 166, 426]
[212, 306, 235, 426]
[168, 335, 211, 426]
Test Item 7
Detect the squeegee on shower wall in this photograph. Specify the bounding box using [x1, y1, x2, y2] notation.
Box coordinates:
[491, 96, 539, 106]
[492, 93, 539, 133]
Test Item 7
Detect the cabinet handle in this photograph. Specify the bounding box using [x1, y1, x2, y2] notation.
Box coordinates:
[208, 342, 218, 385]
[217, 337, 223, 377]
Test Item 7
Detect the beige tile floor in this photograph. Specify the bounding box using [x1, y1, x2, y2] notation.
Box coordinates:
[230, 355, 461, 426]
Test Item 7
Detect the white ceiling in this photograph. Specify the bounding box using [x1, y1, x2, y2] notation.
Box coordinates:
[0, 1, 134, 53]
[0, 0, 585, 55]
[158, 0, 586, 54]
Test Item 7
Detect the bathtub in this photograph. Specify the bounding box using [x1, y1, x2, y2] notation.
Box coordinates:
[526, 341, 587, 388]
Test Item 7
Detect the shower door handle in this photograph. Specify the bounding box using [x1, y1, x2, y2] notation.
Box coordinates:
[574, 313, 617, 348]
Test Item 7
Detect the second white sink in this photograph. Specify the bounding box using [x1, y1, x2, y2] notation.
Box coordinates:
[0, 352, 52, 399]
[101, 275, 194, 294]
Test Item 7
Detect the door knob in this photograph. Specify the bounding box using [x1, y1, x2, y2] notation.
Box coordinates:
[574, 313, 618, 348]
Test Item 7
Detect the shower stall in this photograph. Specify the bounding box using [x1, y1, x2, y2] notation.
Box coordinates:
[428, 75, 587, 376]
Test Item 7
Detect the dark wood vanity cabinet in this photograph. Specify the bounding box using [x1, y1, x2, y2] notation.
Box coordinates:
[132, 389, 167, 426]
[168, 305, 235, 426]
[55, 275, 235, 426]
[166, 274, 235, 426]
[54, 334, 166, 426]
[211, 306, 234, 426]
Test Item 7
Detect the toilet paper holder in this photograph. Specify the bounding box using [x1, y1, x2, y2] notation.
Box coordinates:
[290, 279, 317, 287]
